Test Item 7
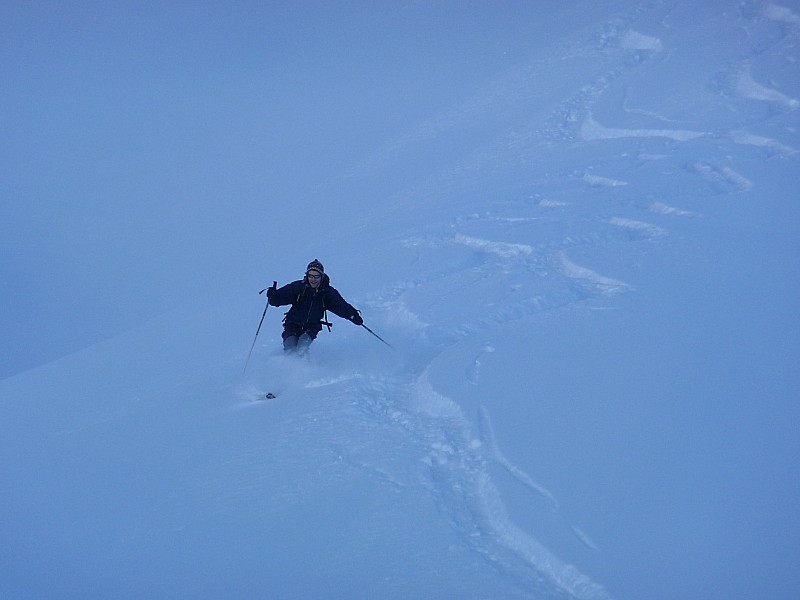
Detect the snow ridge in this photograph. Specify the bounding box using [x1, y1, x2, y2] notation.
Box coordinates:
[323, 4, 800, 596]
[349, 370, 611, 600]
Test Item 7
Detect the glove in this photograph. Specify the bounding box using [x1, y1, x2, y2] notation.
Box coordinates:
[351, 313, 363, 326]
[266, 286, 275, 301]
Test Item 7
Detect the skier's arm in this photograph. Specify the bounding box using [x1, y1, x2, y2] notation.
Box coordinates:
[326, 288, 362, 324]
[267, 281, 301, 307]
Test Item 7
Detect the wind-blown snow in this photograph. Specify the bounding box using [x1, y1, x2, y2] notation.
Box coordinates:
[2, 1, 799, 599]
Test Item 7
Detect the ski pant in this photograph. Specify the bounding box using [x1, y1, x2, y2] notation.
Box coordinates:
[282, 323, 317, 354]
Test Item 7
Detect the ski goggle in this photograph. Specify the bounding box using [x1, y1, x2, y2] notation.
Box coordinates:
[307, 272, 321, 280]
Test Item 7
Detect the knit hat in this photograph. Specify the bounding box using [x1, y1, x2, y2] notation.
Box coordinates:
[306, 259, 324, 275]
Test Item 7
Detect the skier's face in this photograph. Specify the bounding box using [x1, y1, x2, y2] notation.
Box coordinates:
[307, 270, 322, 288]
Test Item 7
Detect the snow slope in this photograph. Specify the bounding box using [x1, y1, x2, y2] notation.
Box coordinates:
[2, 2, 799, 599]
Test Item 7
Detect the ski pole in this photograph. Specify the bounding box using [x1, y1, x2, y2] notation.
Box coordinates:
[361, 323, 395, 350]
[243, 281, 277, 375]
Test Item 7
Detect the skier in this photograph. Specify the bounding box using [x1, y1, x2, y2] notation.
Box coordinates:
[266, 259, 363, 354]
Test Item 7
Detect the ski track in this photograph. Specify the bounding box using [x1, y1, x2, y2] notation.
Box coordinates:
[251, 3, 797, 598]
[345, 371, 611, 600]
[477, 405, 560, 511]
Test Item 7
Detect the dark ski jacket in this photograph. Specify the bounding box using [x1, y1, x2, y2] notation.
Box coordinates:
[268, 274, 359, 337]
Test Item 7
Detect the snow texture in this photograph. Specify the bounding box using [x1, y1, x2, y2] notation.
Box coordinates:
[2, 1, 799, 599]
